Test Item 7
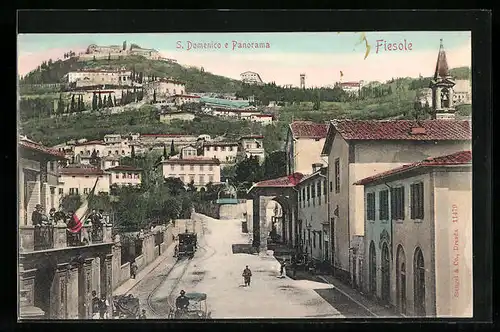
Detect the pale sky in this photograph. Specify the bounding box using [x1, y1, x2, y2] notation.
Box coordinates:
[17, 31, 471, 87]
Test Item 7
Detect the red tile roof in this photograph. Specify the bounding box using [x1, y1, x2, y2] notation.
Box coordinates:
[331, 120, 471, 141]
[240, 135, 264, 140]
[254, 173, 304, 188]
[162, 158, 220, 165]
[19, 139, 67, 159]
[141, 134, 193, 138]
[354, 150, 472, 185]
[106, 165, 143, 172]
[290, 121, 329, 139]
[59, 165, 106, 176]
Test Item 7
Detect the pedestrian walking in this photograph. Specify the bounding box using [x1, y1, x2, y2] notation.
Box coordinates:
[280, 260, 287, 277]
[91, 290, 100, 319]
[130, 261, 138, 279]
[242, 265, 252, 286]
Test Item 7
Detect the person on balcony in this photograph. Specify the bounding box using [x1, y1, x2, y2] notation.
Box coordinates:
[98, 209, 106, 225]
[48, 208, 56, 225]
[31, 204, 44, 226]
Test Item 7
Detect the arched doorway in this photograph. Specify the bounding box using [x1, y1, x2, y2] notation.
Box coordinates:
[414, 247, 426, 316]
[396, 245, 407, 315]
[369, 241, 376, 297]
[381, 242, 390, 303]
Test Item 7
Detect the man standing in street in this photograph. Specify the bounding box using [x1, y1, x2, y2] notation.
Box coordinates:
[91, 291, 100, 319]
[242, 265, 252, 286]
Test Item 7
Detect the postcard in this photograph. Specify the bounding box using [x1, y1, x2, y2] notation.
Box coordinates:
[17, 30, 473, 320]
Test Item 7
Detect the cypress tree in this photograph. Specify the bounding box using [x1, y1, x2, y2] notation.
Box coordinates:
[57, 94, 65, 114]
[98, 93, 103, 109]
[163, 144, 167, 159]
[92, 92, 97, 110]
[70, 94, 76, 112]
[76, 94, 81, 111]
[121, 90, 125, 105]
[131, 145, 135, 158]
[114, 96, 117, 106]
[153, 90, 156, 103]
[103, 95, 107, 108]
[170, 139, 175, 156]
[108, 93, 113, 107]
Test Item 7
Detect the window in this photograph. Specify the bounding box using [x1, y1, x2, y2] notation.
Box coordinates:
[84, 188, 89, 194]
[69, 188, 79, 195]
[199, 175, 205, 185]
[215, 147, 218, 151]
[379, 190, 389, 220]
[410, 182, 424, 219]
[180, 165, 185, 171]
[313, 233, 316, 248]
[391, 187, 405, 220]
[170, 165, 175, 171]
[366, 192, 376, 221]
[298, 190, 302, 202]
[209, 175, 214, 182]
[311, 184, 316, 198]
[190, 165, 195, 171]
[209, 165, 213, 171]
[306, 186, 310, 201]
[59, 188, 63, 195]
[334, 158, 340, 193]
[302, 188, 306, 207]
[122, 173, 126, 179]
[200, 165, 204, 171]
[115, 174, 119, 179]
[49, 161, 54, 172]
[330, 181, 333, 192]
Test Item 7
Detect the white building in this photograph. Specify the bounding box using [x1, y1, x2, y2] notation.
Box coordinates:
[172, 94, 201, 106]
[239, 135, 265, 163]
[240, 71, 264, 85]
[58, 165, 110, 196]
[144, 79, 186, 101]
[211, 108, 261, 119]
[202, 141, 239, 166]
[161, 157, 221, 189]
[453, 79, 472, 105]
[73, 140, 107, 157]
[180, 145, 199, 159]
[250, 114, 275, 125]
[107, 165, 142, 187]
[339, 81, 364, 96]
[100, 155, 120, 170]
[357, 150, 472, 317]
[64, 69, 132, 87]
[296, 165, 329, 262]
[285, 121, 329, 176]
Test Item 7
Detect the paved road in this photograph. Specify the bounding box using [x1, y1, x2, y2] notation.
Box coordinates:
[128, 215, 388, 319]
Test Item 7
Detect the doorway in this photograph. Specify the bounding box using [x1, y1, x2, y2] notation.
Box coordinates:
[369, 241, 376, 297]
[414, 247, 426, 316]
[381, 242, 390, 303]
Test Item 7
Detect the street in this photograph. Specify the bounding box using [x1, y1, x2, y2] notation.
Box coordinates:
[126, 215, 393, 319]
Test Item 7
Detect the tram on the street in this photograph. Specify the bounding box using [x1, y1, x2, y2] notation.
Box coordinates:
[177, 232, 197, 259]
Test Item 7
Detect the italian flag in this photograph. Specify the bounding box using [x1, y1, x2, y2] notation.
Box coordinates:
[67, 177, 99, 234]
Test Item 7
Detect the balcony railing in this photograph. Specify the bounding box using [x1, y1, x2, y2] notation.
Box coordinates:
[20, 222, 113, 253]
[33, 225, 54, 251]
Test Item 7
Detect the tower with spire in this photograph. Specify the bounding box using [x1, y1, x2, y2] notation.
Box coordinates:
[429, 39, 456, 119]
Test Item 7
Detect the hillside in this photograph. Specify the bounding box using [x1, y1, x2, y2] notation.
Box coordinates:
[20, 55, 242, 93]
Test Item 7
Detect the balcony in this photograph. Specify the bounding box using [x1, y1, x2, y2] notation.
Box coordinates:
[20, 222, 113, 253]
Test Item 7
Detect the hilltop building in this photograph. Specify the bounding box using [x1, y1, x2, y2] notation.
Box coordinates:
[77, 41, 174, 62]
[63, 69, 132, 87]
[240, 71, 264, 85]
[144, 78, 186, 102]
[339, 81, 364, 96]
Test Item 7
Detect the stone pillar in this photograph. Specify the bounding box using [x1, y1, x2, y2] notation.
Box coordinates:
[100, 254, 113, 318]
[53, 221, 68, 249]
[81, 258, 94, 319]
[112, 235, 122, 290]
[50, 263, 69, 319]
[66, 263, 79, 319]
[19, 225, 35, 252]
[252, 196, 260, 248]
[259, 196, 269, 255]
[103, 224, 113, 243]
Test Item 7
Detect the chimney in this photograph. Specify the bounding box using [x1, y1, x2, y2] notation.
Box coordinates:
[312, 163, 323, 173]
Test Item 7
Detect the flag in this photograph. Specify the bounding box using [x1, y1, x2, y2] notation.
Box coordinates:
[340, 71, 344, 77]
[67, 178, 99, 233]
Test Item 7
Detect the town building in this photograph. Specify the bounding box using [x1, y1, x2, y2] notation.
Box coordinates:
[100, 155, 120, 170]
[180, 145, 200, 159]
[159, 110, 196, 123]
[144, 79, 186, 102]
[200, 97, 251, 110]
[208, 107, 261, 119]
[107, 165, 142, 187]
[202, 141, 239, 167]
[58, 165, 111, 195]
[357, 150, 472, 317]
[172, 94, 201, 106]
[296, 165, 329, 262]
[161, 156, 221, 190]
[320, 119, 472, 284]
[250, 114, 275, 125]
[452, 79, 472, 105]
[73, 140, 106, 158]
[63, 69, 132, 87]
[339, 81, 364, 96]
[285, 121, 329, 176]
[18, 139, 114, 319]
[240, 71, 264, 85]
[238, 135, 265, 163]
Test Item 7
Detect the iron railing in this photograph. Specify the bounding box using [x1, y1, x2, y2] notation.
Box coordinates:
[33, 225, 54, 251]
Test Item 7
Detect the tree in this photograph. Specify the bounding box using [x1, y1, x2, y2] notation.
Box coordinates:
[164, 177, 186, 196]
[93, 55, 96, 61]
[70, 94, 76, 112]
[163, 144, 168, 159]
[103, 95, 107, 108]
[153, 90, 157, 103]
[187, 180, 196, 193]
[131, 145, 135, 158]
[60, 194, 82, 213]
[121, 90, 125, 105]
[235, 156, 263, 184]
[114, 96, 117, 107]
[123, 40, 127, 51]
[90, 149, 99, 166]
[262, 151, 287, 180]
[108, 93, 113, 107]
[98, 93, 103, 109]
[169, 140, 175, 156]
[108, 53, 111, 61]
[57, 94, 65, 114]
[92, 92, 97, 110]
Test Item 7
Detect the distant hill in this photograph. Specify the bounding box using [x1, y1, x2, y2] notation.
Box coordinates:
[20, 55, 242, 93]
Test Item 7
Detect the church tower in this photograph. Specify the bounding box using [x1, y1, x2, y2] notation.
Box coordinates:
[429, 39, 456, 119]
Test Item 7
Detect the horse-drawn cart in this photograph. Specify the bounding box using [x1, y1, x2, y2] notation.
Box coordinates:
[168, 292, 211, 319]
[112, 294, 140, 319]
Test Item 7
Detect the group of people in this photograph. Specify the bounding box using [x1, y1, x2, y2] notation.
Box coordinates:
[91, 291, 110, 319]
[31, 204, 61, 226]
[31, 204, 108, 227]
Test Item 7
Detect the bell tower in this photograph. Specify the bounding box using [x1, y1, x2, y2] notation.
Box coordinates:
[429, 39, 456, 119]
